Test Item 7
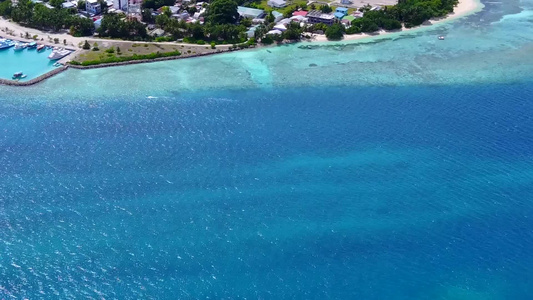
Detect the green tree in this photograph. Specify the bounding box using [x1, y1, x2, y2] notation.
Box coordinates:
[49, 0, 64, 9]
[240, 17, 251, 27]
[82, 40, 91, 49]
[156, 13, 170, 27]
[283, 23, 302, 40]
[0, 0, 13, 17]
[77, 0, 86, 10]
[265, 11, 274, 23]
[325, 23, 344, 40]
[360, 18, 379, 32]
[187, 6, 197, 14]
[69, 16, 94, 36]
[320, 5, 332, 13]
[261, 34, 274, 45]
[206, 0, 239, 25]
[142, 8, 155, 23]
[161, 6, 171, 17]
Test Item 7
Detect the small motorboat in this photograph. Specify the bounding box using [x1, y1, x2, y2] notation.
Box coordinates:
[13, 42, 26, 51]
[27, 42, 37, 48]
[438, 36, 445, 40]
[37, 44, 45, 51]
[12, 71, 24, 79]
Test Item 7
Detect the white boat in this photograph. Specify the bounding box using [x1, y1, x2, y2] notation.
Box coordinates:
[12, 71, 24, 79]
[438, 36, 445, 40]
[48, 48, 71, 60]
[13, 42, 26, 51]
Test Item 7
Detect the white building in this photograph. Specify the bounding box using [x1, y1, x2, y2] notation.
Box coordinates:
[267, 0, 287, 8]
[86, 0, 101, 15]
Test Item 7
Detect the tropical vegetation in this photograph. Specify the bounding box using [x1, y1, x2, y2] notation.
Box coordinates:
[0, 0, 94, 36]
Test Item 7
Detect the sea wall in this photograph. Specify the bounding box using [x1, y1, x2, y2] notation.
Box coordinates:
[0, 48, 241, 86]
[68, 49, 235, 70]
[0, 66, 68, 87]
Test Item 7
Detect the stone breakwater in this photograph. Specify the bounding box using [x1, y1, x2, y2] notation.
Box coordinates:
[0, 66, 68, 86]
[68, 49, 234, 70]
[0, 49, 237, 86]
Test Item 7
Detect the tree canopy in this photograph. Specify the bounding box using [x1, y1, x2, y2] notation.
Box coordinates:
[325, 23, 344, 40]
[206, 0, 239, 25]
[97, 13, 148, 40]
[2, 0, 93, 35]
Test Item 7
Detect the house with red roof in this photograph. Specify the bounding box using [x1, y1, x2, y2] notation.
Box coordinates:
[292, 10, 308, 17]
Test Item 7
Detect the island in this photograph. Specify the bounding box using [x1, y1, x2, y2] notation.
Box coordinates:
[0, 0, 477, 77]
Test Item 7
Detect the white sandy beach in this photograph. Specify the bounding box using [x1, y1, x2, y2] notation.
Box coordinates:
[0, 0, 483, 55]
[310, 0, 483, 43]
[0, 17, 231, 49]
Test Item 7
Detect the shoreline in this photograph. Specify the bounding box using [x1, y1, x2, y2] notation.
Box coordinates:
[308, 0, 483, 43]
[0, 0, 483, 86]
[0, 66, 68, 86]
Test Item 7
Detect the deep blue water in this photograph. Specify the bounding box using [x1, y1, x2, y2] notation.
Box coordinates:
[1, 83, 532, 299]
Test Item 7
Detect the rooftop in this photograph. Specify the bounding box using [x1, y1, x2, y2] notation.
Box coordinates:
[334, 12, 345, 19]
[292, 10, 308, 17]
[307, 10, 334, 20]
[343, 15, 355, 22]
[237, 6, 265, 18]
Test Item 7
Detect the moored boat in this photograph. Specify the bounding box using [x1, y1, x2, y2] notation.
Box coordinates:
[0, 39, 15, 49]
[48, 48, 71, 60]
[37, 44, 45, 51]
[12, 72, 24, 79]
[28, 42, 37, 48]
[13, 42, 27, 51]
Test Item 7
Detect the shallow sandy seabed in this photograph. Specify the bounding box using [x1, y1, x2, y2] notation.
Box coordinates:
[0, 0, 532, 99]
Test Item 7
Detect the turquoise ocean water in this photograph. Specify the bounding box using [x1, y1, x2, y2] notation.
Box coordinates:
[1, 0, 533, 298]
[0, 46, 55, 81]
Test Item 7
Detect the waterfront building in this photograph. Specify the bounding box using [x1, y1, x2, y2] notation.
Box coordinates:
[335, 7, 348, 16]
[334, 7, 348, 19]
[307, 10, 334, 25]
